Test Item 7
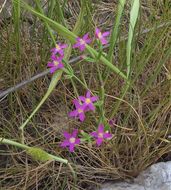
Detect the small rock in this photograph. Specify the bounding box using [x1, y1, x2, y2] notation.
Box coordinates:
[98, 161, 171, 190]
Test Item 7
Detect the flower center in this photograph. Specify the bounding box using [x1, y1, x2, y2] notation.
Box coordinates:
[55, 44, 60, 50]
[80, 39, 86, 45]
[78, 108, 83, 113]
[54, 61, 59, 66]
[69, 137, 76, 144]
[98, 32, 102, 39]
[85, 98, 91, 104]
[98, 133, 103, 138]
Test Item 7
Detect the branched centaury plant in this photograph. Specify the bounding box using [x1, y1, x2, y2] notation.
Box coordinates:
[13, 0, 128, 134]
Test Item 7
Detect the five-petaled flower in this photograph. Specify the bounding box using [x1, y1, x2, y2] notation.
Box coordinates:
[51, 43, 67, 56]
[91, 124, 112, 146]
[47, 55, 64, 73]
[73, 33, 91, 51]
[69, 100, 86, 122]
[61, 129, 80, 152]
[79, 91, 98, 111]
[95, 28, 110, 45]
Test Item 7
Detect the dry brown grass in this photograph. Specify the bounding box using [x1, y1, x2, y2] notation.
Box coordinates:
[0, 0, 171, 189]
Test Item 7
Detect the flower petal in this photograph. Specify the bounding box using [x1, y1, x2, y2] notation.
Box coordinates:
[61, 44, 68, 48]
[101, 38, 108, 45]
[96, 138, 103, 146]
[51, 55, 57, 60]
[63, 131, 71, 139]
[69, 144, 75, 152]
[88, 103, 95, 111]
[75, 139, 80, 145]
[104, 133, 112, 139]
[73, 99, 82, 108]
[86, 38, 91, 44]
[91, 96, 98, 102]
[50, 48, 57, 53]
[98, 124, 104, 133]
[79, 45, 86, 51]
[61, 140, 70, 147]
[83, 33, 89, 40]
[102, 31, 110, 37]
[50, 67, 57, 73]
[69, 110, 78, 117]
[57, 63, 64, 69]
[90, 131, 98, 138]
[79, 112, 85, 122]
[86, 91, 91, 98]
[95, 28, 100, 36]
[47, 62, 53, 67]
[73, 43, 80, 48]
[79, 96, 86, 102]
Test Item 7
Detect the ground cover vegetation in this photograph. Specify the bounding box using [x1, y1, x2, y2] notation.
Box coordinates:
[0, 0, 171, 189]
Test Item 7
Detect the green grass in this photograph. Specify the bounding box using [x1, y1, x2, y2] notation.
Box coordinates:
[0, 0, 171, 189]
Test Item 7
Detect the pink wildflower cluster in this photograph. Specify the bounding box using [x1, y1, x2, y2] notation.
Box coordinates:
[46, 28, 111, 152]
[61, 124, 112, 152]
[61, 91, 112, 152]
[47, 43, 67, 73]
[47, 28, 110, 73]
[69, 91, 98, 122]
[73, 28, 110, 52]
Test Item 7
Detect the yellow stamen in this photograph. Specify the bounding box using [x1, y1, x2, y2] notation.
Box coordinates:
[78, 108, 83, 113]
[80, 39, 85, 45]
[69, 137, 76, 143]
[55, 44, 60, 50]
[98, 32, 102, 39]
[85, 98, 91, 104]
[54, 61, 59, 66]
[98, 133, 103, 138]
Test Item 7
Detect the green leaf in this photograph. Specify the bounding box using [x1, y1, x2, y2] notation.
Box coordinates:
[127, 0, 140, 78]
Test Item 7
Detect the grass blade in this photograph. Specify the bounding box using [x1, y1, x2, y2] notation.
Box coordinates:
[126, 0, 140, 78]
[107, 0, 126, 62]
[12, 0, 21, 58]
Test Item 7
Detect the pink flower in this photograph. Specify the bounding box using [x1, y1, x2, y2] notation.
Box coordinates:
[61, 129, 80, 152]
[91, 124, 112, 146]
[95, 28, 110, 45]
[51, 43, 67, 56]
[73, 33, 91, 51]
[69, 100, 86, 122]
[79, 91, 98, 111]
[47, 55, 64, 73]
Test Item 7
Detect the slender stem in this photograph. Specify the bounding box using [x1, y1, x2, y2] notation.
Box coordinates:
[0, 137, 68, 164]
[0, 138, 29, 149]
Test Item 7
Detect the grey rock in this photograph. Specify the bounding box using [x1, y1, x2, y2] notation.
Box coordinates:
[98, 162, 171, 190]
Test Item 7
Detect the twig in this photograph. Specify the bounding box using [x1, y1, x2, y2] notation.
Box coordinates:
[0, 22, 170, 99]
[0, 0, 7, 13]
[0, 56, 80, 99]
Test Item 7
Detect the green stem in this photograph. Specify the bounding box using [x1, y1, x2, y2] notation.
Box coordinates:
[0, 137, 68, 164]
